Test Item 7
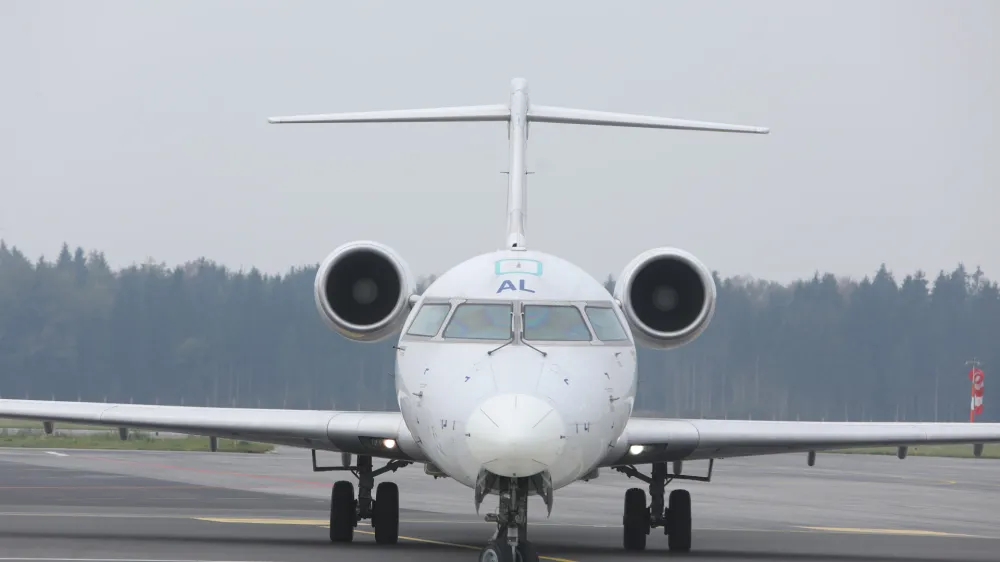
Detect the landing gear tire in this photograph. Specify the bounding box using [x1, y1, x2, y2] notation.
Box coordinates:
[373, 481, 399, 545]
[477, 539, 538, 562]
[666, 488, 692, 552]
[479, 540, 515, 562]
[622, 487, 649, 551]
[329, 480, 356, 543]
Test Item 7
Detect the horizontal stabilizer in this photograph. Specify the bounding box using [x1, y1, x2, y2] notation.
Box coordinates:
[527, 105, 769, 134]
[267, 77, 769, 250]
[269, 103, 769, 134]
[269, 104, 509, 124]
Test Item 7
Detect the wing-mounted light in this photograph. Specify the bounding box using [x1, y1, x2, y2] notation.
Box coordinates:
[314, 241, 416, 342]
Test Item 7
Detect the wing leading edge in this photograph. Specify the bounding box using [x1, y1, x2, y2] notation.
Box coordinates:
[0, 399, 424, 462]
[602, 417, 1000, 466]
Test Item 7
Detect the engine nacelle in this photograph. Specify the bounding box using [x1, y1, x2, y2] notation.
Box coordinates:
[613, 247, 717, 350]
[314, 241, 416, 343]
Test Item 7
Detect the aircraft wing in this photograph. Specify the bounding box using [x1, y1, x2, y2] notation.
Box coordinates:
[0, 399, 423, 462]
[602, 417, 1000, 466]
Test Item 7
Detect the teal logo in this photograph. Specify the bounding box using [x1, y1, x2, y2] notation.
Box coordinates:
[494, 259, 543, 276]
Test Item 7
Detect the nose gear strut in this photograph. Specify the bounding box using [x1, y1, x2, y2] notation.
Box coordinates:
[479, 476, 540, 562]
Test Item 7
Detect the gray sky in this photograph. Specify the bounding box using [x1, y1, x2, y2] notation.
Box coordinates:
[4, 0, 998, 283]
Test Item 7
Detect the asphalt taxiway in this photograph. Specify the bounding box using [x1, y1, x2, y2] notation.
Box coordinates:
[1, 445, 998, 561]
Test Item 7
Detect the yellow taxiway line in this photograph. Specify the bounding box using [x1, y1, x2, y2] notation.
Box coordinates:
[353, 529, 577, 562]
[195, 517, 327, 525]
[797, 526, 980, 538]
[195, 517, 578, 562]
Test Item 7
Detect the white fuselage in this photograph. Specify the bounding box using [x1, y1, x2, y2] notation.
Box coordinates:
[393, 249, 638, 490]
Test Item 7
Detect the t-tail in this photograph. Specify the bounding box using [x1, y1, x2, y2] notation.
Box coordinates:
[269, 78, 769, 250]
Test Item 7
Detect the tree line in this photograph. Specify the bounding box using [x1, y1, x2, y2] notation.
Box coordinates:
[1, 241, 996, 422]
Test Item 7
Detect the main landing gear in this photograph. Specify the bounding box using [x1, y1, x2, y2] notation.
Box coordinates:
[312, 450, 411, 545]
[614, 459, 714, 553]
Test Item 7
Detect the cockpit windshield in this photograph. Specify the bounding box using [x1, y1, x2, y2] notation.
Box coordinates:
[522, 304, 592, 341]
[584, 306, 628, 341]
[406, 303, 451, 337]
[443, 303, 513, 340]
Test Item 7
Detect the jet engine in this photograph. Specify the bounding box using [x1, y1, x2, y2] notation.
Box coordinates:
[314, 241, 416, 343]
[613, 248, 717, 350]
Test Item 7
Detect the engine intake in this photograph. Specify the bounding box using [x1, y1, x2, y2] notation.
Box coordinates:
[614, 248, 716, 349]
[314, 241, 415, 342]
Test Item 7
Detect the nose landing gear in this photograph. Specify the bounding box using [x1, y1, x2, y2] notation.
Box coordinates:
[477, 474, 543, 562]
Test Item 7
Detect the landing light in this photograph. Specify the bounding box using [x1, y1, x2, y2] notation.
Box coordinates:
[383, 438, 396, 449]
[629, 445, 645, 455]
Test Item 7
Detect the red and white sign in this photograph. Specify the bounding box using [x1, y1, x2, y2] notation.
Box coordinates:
[970, 367, 985, 421]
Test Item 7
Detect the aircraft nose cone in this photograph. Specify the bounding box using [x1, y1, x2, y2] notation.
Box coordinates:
[465, 394, 566, 478]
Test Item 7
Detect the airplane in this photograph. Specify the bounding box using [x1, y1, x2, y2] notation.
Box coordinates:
[3, 77, 1000, 562]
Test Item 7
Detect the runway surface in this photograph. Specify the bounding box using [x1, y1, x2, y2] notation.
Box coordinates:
[1, 446, 999, 561]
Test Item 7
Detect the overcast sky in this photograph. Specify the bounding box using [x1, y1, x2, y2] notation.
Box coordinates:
[4, 1, 998, 283]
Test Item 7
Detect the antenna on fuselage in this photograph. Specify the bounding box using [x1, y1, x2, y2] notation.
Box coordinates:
[268, 78, 769, 251]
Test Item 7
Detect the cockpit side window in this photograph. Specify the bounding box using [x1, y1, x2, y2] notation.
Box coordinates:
[406, 303, 452, 337]
[584, 306, 628, 341]
[522, 305, 592, 341]
[443, 303, 513, 340]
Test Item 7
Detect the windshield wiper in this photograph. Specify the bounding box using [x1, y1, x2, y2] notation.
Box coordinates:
[487, 338, 513, 356]
[486, 309, 547, 357]
[522, 340, 547, 357]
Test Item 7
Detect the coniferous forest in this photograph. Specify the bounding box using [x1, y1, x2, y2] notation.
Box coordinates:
[0, 241, 997, 423]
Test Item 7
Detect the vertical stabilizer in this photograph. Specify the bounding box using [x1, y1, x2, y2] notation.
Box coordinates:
[505, 78, 530, 249]
[269, 78, 769, 250]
